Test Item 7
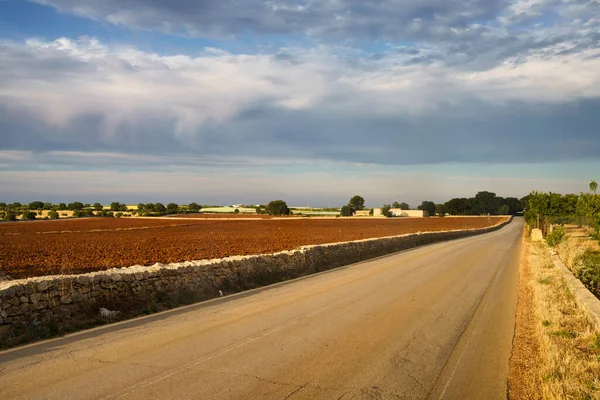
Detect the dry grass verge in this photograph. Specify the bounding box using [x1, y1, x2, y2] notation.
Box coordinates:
[509, 230, 600, 399]
[555, 225, 600, 299]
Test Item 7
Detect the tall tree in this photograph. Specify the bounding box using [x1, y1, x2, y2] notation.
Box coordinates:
[348, 195, 365, 211]
[418, 201, 436, 216]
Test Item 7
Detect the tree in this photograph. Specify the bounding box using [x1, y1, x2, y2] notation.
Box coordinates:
[154, 203, 166, 213]
[43, 202, 53, 210]
[188, 202, 201, 213]
[381, 204, 392, 217]
[348, 195, 365, 211]
[68, 202, 84, 210]
[266, 200, 290, 216]
[340, 205, 353, 217]
[166, 203, 179, 214]
[472, 191, 497, 214]
[58, 203, 67, 210]
[435, 204, 445, 216]
[110, 202, 121, 211]
[22, 210, 36, 220]
[591, 180, 598, 194]
[48, 210, 59, 219]
[93, 203, 104, 211]
[137, 203, 145, 212]
[392, 201, 401, 209]
[418, 201, 436, 217]
[29, 201, 44, 210]
[145, 203, 155, 212]
[399, 202, 410, 210]
[498, 204, 510, 215]
[234, 208, 240, 214]
[0, 202, 5, 210]
[11, 202, 22, 209]
[3, 211, 16, 221]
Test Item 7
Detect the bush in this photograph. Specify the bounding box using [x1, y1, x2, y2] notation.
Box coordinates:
[22, 210, 37, 220]
[577, 251, 600, 297]
[115, 212, 123, 218]
[545, 226, 567, 247]
[234, 208, 240, 214]
[3, 211, 16, 221]
[266, 200, 290, 216]
[381, 204, 392, 218]
[48, 211, 59, 219]
[340, 205, 353, 217]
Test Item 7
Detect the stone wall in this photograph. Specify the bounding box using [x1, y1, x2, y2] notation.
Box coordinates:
[0, 218, 512, 345]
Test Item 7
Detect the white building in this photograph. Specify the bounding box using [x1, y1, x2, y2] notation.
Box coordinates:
[373, 208, 428, 217]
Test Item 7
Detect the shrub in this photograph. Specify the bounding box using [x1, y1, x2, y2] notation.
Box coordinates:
[234, 208, 240, 214]
[381, 204, 392, 218]
[115, 212, 123, 218]
[22, 210, 37, 220]
[340, 205, 353, 217]
[48, 211, 59, 219]
[545, 226, 567, 247]
[266, 200, 290, 216]
[188, 202, 201, 213]
[577, 251, 600, 297]
[3, 211, 16, 221]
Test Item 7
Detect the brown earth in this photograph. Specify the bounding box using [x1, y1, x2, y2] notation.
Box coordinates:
[167, 213, 273, 219]
[0, 216, 506, 279]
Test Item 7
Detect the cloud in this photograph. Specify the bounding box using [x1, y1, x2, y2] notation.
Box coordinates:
[1, 36, 600, 166]
[29, 0, 600, 67]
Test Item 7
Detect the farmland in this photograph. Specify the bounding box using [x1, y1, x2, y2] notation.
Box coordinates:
[0, 216, 507, 279]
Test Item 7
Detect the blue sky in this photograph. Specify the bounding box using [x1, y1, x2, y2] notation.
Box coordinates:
[0, 0, 599, 206]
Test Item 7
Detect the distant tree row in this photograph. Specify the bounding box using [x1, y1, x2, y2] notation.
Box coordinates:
[0, 201, 206, 221]
[340, 192, 524, 218]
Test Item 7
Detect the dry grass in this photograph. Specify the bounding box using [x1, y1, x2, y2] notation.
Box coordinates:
[509, 230, 600, 399]
[556, 225, 598, 272]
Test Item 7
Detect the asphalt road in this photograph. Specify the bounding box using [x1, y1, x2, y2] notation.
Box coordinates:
[0, 219, 522, 400]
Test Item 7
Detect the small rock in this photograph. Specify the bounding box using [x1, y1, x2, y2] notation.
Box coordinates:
[75, 276, 90, 286]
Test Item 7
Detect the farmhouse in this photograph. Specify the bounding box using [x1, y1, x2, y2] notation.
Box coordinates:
[373, 208, 428, 217]
[353, 210, 371, 217]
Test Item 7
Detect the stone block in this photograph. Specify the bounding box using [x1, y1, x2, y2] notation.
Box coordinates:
[0, 286, 15, 300]
[36, 281, 51, 292]
[531, 228, 543, 242]
[6, 306, 21, 317]
[76, 276, 90, 285]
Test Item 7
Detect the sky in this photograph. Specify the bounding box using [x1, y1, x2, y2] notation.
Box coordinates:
[0, 0, 599, 207]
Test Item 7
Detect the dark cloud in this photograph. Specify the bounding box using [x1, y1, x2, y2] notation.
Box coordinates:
[2, 97, 599, 167]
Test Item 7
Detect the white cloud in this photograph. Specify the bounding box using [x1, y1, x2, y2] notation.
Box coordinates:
[2, 36, 600, 137]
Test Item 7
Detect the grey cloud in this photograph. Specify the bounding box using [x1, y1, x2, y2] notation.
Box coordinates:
[30, 0, 600, 67]
[3, 98, 600, 167]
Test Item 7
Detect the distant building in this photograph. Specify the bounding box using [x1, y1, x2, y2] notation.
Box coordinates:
[373, 208, 428, 217]
[353, 210, 371, 217]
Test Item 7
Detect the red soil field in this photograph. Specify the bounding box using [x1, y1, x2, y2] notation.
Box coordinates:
[0, 217, 507, 279]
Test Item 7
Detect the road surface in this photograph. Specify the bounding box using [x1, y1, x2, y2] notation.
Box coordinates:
[0, 219, 522, 399]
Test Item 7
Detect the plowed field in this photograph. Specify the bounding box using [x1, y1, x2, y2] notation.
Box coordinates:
[0, 217, 507, 279]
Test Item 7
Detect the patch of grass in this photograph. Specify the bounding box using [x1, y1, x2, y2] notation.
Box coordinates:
[546, 226, 567, 247]
[542, 320, 552, 327]
[551, 330, 577, 339]
[592, 334, 600, 349]
[538, 277, 553, 285]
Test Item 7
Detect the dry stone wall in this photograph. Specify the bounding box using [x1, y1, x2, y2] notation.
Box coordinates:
[0, 218, 512, 344]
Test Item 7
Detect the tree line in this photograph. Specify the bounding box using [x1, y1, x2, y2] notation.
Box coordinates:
[340, 192, 525, 217]
[0, 201, 205, 221]
[524, 180, 600, 240]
